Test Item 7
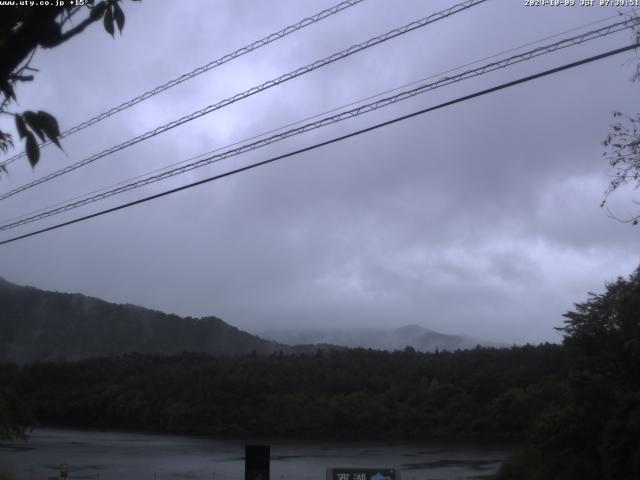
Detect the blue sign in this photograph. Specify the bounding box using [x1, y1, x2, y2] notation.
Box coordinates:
[327, 468, 399, 480]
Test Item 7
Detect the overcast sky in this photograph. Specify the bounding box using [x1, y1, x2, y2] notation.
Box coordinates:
[0, 0, 638, 343]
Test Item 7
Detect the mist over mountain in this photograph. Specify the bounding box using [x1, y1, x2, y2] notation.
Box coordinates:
[0, 277, 306, 364]
[0, 276, 502, 365]
[257, 324, 505, 352]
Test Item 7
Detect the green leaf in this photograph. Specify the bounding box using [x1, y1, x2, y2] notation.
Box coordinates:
[0, 81, 15, 101]
[35, 111, 62, 149]
[113, 2, 125, 33]
[0, 131, 12, 153]
[88, 1, 106, 20]
[25, 132, 39, 167]
[15, 115, 28, 139]
[104, 5, 115, 37]
[22, 111, 45, 142]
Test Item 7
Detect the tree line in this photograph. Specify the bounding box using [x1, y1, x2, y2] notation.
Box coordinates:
[1, 343, 566, 440]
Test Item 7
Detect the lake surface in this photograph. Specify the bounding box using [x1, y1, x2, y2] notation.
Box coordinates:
[0, 429, 515, 480]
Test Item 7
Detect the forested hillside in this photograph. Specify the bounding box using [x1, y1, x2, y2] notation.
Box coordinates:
[0, 277, 290, 363]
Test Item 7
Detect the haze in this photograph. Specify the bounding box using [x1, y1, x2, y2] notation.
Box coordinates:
[0, 0, 638, 344]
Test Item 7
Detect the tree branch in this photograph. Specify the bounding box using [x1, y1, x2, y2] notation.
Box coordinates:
[605, 205, 640, 225]
[41, 2, 108, 48]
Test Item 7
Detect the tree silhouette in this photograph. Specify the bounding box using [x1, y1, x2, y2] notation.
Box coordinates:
[0, 0, 140, 441]
[601, 18, 640, 224]
[499, 266, 640, 480]
[0, 0, 139, 169]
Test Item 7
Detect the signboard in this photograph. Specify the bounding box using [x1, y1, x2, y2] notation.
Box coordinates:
[59, 464, 68, 479]
[326, 468, 399, 480]
[245, 445, 270, 480]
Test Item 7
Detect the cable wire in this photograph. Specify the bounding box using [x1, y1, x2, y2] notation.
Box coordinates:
[0, 0, 366, 169]
[1, 18, 635, 231]
[1, 42, 637, 247]
[0, 0, 489, 201]
[5, 9, 628, 227]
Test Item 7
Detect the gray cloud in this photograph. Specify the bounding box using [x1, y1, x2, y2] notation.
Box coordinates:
[1, 0, 639, 344]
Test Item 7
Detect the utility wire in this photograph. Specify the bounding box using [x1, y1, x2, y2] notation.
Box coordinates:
[0, 0, 366, 169]
[2, 8, 636, 229]
[4, 9, 628, 227]
[9, 7, 632, 224]
[0, 0, 488, 201]
[1, 18, 632, 228]
[1, 18, 635, 231]
[0, 42, 637, 247]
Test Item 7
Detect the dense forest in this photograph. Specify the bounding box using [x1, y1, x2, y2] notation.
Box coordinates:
[1, 267, 638, 479]
[1, 344, 566, 439]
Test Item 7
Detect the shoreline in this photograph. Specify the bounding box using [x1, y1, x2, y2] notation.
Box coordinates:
[7, 425, 524, 449]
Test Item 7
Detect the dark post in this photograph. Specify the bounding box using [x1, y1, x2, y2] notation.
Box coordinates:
[245, 445, 270, 480]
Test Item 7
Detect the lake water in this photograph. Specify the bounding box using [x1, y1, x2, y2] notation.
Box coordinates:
[0, 429, 514, 480]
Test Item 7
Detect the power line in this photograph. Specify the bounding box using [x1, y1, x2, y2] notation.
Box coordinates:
[1, 42, 636, 247]
[11, 7, 631, 224]
[0, 0, 366, 169]
[5, 9, 628, 227]
[2, 18, 633, 228]
[1, 18, 634, 231]
[0, 0, 489, 201]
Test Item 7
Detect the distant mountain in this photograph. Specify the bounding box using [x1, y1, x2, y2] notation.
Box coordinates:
[257, 324, 505, 352]
[0, 277, 301, 364]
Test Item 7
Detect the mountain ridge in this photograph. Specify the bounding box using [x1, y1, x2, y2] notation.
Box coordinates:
[0, 277, 298, 364]
[257, 324, 505, 352]
[0, 277, 503, 364]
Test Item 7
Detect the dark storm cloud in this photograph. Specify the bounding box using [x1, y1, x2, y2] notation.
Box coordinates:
[0, 0, 638, 343]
